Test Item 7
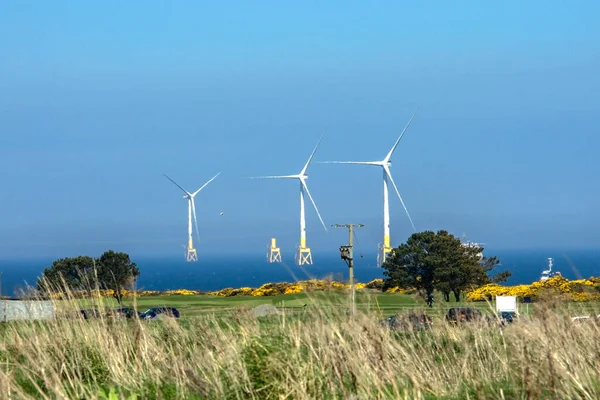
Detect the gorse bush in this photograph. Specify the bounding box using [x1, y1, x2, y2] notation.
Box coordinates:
[2, 282, 600, 399]
[466, 275, 600, 302]
[36, 275, 600, 306]
[41, 278, 389, 299]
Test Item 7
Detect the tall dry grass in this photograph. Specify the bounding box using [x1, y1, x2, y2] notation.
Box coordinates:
[1, 288, 600, 399]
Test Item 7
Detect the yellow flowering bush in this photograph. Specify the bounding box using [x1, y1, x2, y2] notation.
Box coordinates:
[365, 279, 384, 290]
[201, 279, 376, 297]
[232, 287, 254, 296]
[43, 276, 600, 302]
[162, 289, 201, 296]
[284, 284, 303, 295]
[39, 275, 600, 302]
[385, 286, 412, 294]
[466, 276, 600, 302]
[138, 290, 160, 297]
[250, 287, 277, 297]
[207, 288, 233, 296]
[330, 281, 347, 291]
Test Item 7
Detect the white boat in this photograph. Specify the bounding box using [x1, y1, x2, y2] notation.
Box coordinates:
[540, 257, 561, 281]
[461, 240, 483, 260]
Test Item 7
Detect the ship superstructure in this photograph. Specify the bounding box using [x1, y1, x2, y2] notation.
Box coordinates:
[540, 257, 561, 281]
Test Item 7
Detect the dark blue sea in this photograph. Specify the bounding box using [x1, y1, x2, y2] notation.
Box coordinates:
[1, 248, 599, 297]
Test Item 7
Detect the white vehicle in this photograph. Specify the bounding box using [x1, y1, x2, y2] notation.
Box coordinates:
[571, 316, 591, 324]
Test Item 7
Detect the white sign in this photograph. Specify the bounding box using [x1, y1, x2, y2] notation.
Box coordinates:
[496, 296, 517, 312]
[0, 300, 55, 322]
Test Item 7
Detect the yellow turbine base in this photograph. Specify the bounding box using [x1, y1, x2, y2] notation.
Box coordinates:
[378, 246, 393, 267]
[383, 235, 391, 249]
[297, 247, 313, 266]
[377, 235, 393, 267]
[268, 248, 282, 263]
[186, 248, 198, 262]
[268, 238, 282, 263]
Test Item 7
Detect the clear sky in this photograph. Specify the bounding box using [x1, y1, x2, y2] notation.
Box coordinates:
[0, 1, 599, 259]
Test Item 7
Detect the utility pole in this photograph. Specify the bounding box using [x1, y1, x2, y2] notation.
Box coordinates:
[332, 224, 364, 315]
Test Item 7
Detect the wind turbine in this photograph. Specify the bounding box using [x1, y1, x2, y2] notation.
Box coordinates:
[319, 107, 420, 267]
[251, 135, 327, 265]
[164, 172, 221, 262]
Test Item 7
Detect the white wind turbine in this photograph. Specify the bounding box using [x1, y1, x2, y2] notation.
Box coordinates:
[319, 107, 420, 267]
[164, 172, 221, 262]
[252, 135, 327, 265]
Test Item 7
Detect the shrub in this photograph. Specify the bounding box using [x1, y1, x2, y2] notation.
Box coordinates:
[466, 276, 600, 302]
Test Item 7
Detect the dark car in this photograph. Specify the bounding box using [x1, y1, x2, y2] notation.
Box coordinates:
[79, 308, 103, 320]
[108, 307, 140, 319]
[500, 311, 517, 323]
[140, 306, 180, 320]
[381, 312, 432, 331]
[445, 307, 483, 324]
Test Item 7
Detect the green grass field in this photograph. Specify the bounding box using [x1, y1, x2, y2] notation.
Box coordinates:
[88, 291, 420, 317]
[89, 290, 600, 319]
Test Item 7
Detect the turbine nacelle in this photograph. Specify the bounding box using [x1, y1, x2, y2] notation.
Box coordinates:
[316, 106, 421, 235]
[250, 134, 327, 234]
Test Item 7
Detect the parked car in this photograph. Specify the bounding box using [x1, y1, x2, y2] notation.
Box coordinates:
[108, 307, 140, 319]
[79, 308, 103, 320]
[381, 312, 432, 331]
[140, 306, 180, 320]
[571, 316, 593, 324]
[500, 311, 518, 323]
[445, 307, 483, 324]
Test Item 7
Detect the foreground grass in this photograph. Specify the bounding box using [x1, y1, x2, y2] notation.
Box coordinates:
[3, 292, 600, 399]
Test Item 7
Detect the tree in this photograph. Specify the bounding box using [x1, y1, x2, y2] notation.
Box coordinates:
[37, 256, 96, 294]
[96, 250, 140, 304]
[425, 230, 471, 302]
[382, 230, 510, 302]
[382, 231, 437, 300]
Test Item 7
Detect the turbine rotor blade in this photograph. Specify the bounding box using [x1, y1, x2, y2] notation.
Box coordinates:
[191, 198, 201, 245]
[316, 161, 382, 165]
[301, 179, 327, 232]
[300, 133, 325, 175]
[248, 175, 299, 179]
[384, 166, 416, 232]
[163, 174, 191, 196]
[384, 105, 421, 162]
[192, 172, 221, 197]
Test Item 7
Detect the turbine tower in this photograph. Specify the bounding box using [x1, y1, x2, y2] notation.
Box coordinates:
[252, 136, 327, 265]
[164, 172, 221, 262]
[319, 107, 420, 267]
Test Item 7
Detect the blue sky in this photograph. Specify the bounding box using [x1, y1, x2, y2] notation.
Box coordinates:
[0, 1, 599, 259]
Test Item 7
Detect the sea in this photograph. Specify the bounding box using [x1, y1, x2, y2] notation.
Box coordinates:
[1, 248, 599, 297]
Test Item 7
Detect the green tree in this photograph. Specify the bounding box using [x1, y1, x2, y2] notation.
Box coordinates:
[37, 256, 96, 294]
[382, 230, 510, 302]
[427, 230, 470, 302]
[96, 250, 140, 304]
[382, 231, 437, 299]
